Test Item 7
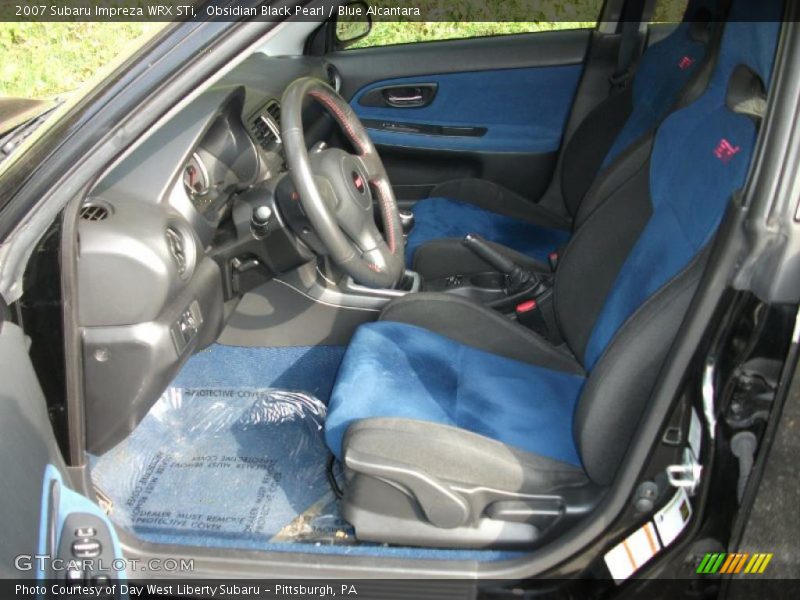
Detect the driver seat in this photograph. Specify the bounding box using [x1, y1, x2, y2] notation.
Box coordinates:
[325, 0, 782, 547]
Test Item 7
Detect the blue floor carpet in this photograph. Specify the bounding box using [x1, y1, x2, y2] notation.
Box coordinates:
[172, 344, 347, 402]
[91, 344, 522, 562]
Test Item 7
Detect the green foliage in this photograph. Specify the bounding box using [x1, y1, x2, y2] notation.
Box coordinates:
[347, 0, 602, 48]
[345, 0, 690, 49]
[0, 22, 159, 98]
[349, 21, 589, 49]
[0, 0, 691, 99]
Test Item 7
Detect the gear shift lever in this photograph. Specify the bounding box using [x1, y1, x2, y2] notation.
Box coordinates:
[462, 234, 540, 294]
[399, 209, 415, 237]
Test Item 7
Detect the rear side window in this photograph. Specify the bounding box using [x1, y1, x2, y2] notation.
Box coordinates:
[651, 0, 691, 22]
[340, 0, 605, 50]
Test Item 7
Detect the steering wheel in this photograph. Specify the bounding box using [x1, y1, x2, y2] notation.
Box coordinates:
[281, 77, 405, 289]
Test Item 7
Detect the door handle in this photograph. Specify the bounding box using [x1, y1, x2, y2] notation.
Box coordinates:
[358, 83, 438, 109]
[386, 92, 424, 106]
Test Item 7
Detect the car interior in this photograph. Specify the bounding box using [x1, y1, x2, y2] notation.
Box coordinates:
[47, 0, 788, 566]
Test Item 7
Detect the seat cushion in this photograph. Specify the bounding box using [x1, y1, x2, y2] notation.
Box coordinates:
[406, 197, 572, 265]
[326, 321, 585, 466]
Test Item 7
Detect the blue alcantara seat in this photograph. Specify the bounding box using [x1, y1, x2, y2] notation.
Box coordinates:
[324, 0, 783, 548]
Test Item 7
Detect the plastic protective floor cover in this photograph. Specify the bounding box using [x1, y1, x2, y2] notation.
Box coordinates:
[90, 344, 519, 560]
[91, 386, 348, 546]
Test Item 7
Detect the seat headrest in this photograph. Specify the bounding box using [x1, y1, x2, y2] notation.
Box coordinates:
[715, 0, 784, 88]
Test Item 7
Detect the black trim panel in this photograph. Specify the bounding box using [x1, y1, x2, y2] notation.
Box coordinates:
[362, 119, 487, 138]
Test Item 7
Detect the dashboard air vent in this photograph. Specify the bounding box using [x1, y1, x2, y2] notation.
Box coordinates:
[165, 226, 188, 277]
[79, 202, 110, 222]
[251, 100, 282, 151]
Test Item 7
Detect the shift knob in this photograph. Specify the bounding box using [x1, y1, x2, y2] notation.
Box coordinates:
[251, 205, 273, 237]
[399, 209, 415, 235]
[252, 205, 272, 226]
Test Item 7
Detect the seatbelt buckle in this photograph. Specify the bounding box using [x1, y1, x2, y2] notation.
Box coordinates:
[608, 68, 633, 90]
[515, 299, 547, 336]
[548, 250, 559, 272]
[514, 285, 563, 344]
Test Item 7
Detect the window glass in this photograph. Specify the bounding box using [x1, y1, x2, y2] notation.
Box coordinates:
[651, 0, 691, 23]
[0, 22, 161, 98]
[344, 0, 604, 50]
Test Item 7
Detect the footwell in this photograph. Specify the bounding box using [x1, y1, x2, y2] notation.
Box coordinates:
[91, 344, 521, 561]
[171, 344, 348, 402]
[91, 387, 351, 545]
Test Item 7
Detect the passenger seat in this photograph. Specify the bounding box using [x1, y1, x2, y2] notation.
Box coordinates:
[407, 0, 721, 280]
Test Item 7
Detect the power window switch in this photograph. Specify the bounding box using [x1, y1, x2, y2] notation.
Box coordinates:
[72, 539, 102, 559]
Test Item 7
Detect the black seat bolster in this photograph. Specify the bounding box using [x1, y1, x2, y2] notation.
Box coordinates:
[412, 237, 550, 280]
[574, 133, 656, 229]
[560, 84, 635, 217]
[428, 178, 571, 230]
[341, 418, 596, 546]
[380, 292, 584, 374]
[575, 248, 709, 485]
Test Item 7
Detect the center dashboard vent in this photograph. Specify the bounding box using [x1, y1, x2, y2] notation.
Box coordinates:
[165, 226, 189, 278]
[250, 100, 282, 151]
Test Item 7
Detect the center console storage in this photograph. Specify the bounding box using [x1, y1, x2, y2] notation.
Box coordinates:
[425, 271, 508, 304]
[421, 233, 562, 342]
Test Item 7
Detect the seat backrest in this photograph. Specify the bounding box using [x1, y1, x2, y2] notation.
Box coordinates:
[559, 0, 719, 219]
[599, 2, 720, 169]
[555, 0, 784, 484]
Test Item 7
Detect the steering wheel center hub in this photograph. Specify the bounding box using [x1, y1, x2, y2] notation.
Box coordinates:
[352, 170, 366, 194]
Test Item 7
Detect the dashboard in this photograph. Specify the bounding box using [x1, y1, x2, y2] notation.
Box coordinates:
[77, 54, 340, 453]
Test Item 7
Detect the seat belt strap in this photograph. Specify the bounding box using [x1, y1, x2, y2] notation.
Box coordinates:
[610, 0, 649, 90]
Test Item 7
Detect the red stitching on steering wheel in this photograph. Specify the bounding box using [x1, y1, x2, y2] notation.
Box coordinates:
[309, 88, 396, 256]
[370, 178, 397, 255]
[308, 90, 366, 154]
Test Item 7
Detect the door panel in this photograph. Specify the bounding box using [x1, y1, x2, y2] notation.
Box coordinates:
[0, 320, 122, 581]
[0, 321, 68, 579]
[352, 65, 583, 154]
[328, 30, 592, 201]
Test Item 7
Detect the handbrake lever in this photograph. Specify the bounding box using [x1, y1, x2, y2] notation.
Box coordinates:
[462, 234, 541, 295]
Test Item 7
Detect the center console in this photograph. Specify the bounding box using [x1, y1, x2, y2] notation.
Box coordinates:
[222, 181, 558, 343]
[422, 234, 561, 342]
[275, 226, 560, 343]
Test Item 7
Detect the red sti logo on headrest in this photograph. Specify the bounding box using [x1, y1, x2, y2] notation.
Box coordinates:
[714, 139, 741, 164]
[678, 55, 695, 70]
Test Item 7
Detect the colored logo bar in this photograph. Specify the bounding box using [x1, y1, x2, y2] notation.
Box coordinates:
[696, 552, 773, 574]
